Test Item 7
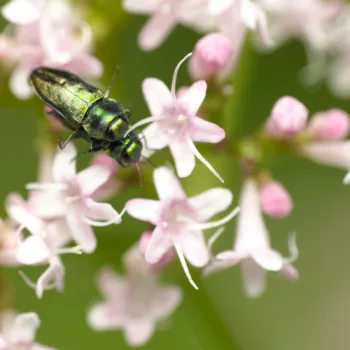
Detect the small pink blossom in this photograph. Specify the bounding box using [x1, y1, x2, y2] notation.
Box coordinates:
[307, 109, 350, 140]
[204, 179, 298, 298]
[126, 53, 225, 181]
[87, 247, 182, 347]
[266, 96, 308, 137]
[189, 33, 233, 81]
[126, 166, 238, 289]
[0, 310, 56, 349]
[259, 181, 293, 218]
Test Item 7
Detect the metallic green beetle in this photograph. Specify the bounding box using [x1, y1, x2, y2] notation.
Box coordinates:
[29, 67, 143, 167]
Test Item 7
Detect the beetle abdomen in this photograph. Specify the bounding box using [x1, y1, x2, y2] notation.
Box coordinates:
[29, 67, 105, 124]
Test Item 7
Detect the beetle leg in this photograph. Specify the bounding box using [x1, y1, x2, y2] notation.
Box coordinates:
[58, 129, 81, 149]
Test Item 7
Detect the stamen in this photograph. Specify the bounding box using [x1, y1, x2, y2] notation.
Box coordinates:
[285, 233, 298, 264]
[18, 270, 56, 291]
[173, 240, 198, 290]
[190, 207, 240, 231]
[58, 246, 83, 255]
[186, 136, 224, 183]
[124, 116, 162, 137]
[26, 183, 66, 191]
[171, 52, 192, 100]
[83, 208, 125, 227]
[208, 227, 225, 251]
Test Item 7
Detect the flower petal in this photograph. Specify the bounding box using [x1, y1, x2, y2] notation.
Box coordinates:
[189, 187, 233, 221]
[252, 249, 284, 271]
[124, 319, 155, 347]
[208, 0, 232, 14]
[203, 258, 237, 276]
[152, 285, 183, 319]
[240, 258, 266, 298]
[125, 199, 161, 225]
[84, 198, 121, 224]
[9, 65, 34, 99]
[9, 312, 40, 343]
[189, 117, 226, 143]
[77, 165, 110, 197]
[145, 226, 172, 264]
[153, 166, 186, 200]
[2, 0, 40, 24]
[169, 141, 195, 178]
[181, 231, 209, 267]
[87, 302, 124, 331]
[17, 236, 50, 265]
[179, 80, 207, 116]
[52, 143, 77, 183]
[141, 123, 169, 157]
[142, 78, 172, 116]
[97, 267, 126, 301]
[139, 12, 177, 50]
[36, 259, 64, 298]
[122, 0, 162, 13]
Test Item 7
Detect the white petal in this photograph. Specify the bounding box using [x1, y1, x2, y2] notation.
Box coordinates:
[189, 188, 232, 221]
[216, 250, 243, 263]
[125, 199, 161, 225]
[84, 198, 121, 224]
[17, 236, 50, 265]
[208, 0, 233, 14]
[87, 302, 124, 331]
[9, 65, 33, 99]
[169, 141, 195, 178]
[153, 166, 186, 200]
[179, 81, 207, 116]
[142, 78, 171, 116]
[152, 285, 182, 319]
[202, 259, 237, 276]
[36, 259, 64, 298]
[77, 165, 110, 196]
[122, 0, 162, 13]
[301, 141, 350, 170]
[124, 319, 155, 347]
[66, 202, 96, 253]
[252, 249, 284, 271]
[141, 123, 169, 156]
[139, 12, 177, 51]
[31, 343, 57, 350]
[145, 226, 172, 264]
[52, 144, 77, 183]
[181, 231, 209, 267]
[240, 259, 266, 298]
[9, 312, 40, 343]
[2, 0, 40, 24]
[189, 117, 226, 143]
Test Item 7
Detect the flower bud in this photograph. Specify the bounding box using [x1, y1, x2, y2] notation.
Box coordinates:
[307, 109, 350, 140]
[266, 96, 308, 137]
[259, 181, 293, 218]
[189, 33, 233, 80]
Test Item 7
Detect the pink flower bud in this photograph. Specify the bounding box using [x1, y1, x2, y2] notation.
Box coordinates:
[189, 33, 233, 80]
[259, 181, 293, 218]
[307, 109, 350, 140]
[266, 96, 308, 137]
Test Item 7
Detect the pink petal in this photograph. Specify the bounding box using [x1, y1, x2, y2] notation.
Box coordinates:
[83, 198, 121, 223]
[252, 249, 284, 271]
[169, 141, 195, 178]
[216, 250, 243, 263]
[153, 166, 186, 200]
[240, 259, 266, 298]
[142, 78, 172, 115]
[141, 123, 169, 157]
[139, 11, 177, 50]
[179, 80, 207, 116]
[125, 199, 161, 225]
[145, 226, 172, 264]
[87, 302, 124, 331]
[124, 319, 155, 347]
[122, 0, 162, 13]
[181, 231, 209, 267]
[97, 267, 126, 301]
[36, 259, 64, 298]
[202, 259, 237, 276]
[189, 116, 225, 143]
[10, 312, 40, 343]
[9, 65, 33, 99]
[152, 285, 182, 319]
[2, 0, 40, 24]
[77, 165, 110, 196]
[66, 202, 96, 253]
[52, 144, 77, 183]
[189, 187, 232, 221]
[17, 236, 50, 265]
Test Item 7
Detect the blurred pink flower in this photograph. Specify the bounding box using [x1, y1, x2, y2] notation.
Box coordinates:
[0, 219, 21, 266]
[87, 247, 182, 347]
[0, 310, 56, 349]
[126, 166, 238, 289]
[1, 0, 102, 99]
[127, 53, 225, 181]
[204, 179, 298, 298]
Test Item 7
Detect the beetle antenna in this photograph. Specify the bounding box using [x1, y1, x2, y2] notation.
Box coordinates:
[104, 65, 120, 98]
[136, 163, 143, 187]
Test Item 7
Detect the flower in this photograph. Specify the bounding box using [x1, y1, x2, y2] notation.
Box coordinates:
[126, 53, 225, 181]
[126, 166, 239, 289]
[87, 246, 182, 347]
[204, 179, 298, 298]
[0, 219, 21, 266]
[26, 143, 124, 253]
[1, 0, 102, 99]
[0, 310, 56, 349]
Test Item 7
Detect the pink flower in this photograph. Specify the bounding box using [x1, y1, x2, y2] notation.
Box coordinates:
[122, 0, 216, 51]
[266, 96, 308, 137]
[0, 310, 56, 349]
[307, 109, 350, 140]
[259, 181, 293, 218]
[0, 219, 21, 266]
[204, 179, 298, 298]
[87, 247, 182, 347]
[126, 53, 225, 181]
[26, 144, 124, 253]
[126, 166, 239, 289]
[1, 0, 102, 99]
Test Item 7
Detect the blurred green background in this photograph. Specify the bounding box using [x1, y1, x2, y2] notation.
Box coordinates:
[1, 1, 350, 349]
